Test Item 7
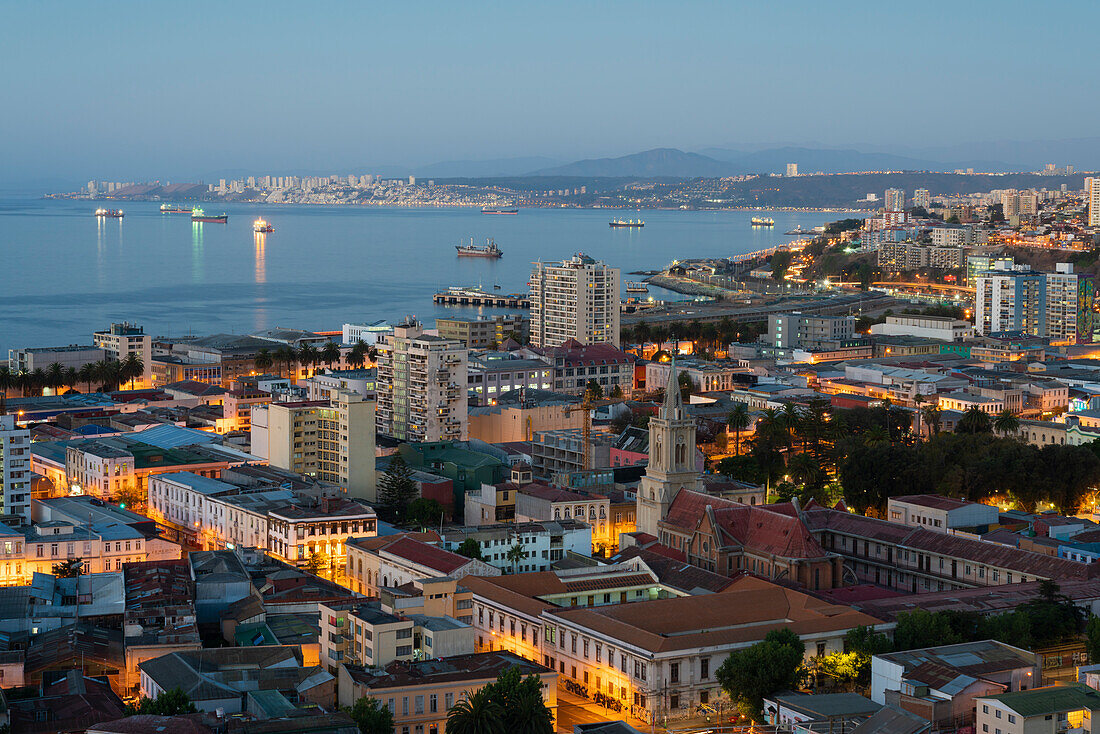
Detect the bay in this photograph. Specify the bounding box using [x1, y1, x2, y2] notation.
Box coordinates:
[0, 197, 842, 352]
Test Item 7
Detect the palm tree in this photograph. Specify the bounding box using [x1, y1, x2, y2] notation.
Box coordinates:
[505, 686, 554, 734]
[781, 403, 802, 451]
[634, 320, 651, 348]
[297, 343, 319, 378]
[651, 325, 668, 354]
[321, 341, 342, 371]
[274, 345, 297, 380]
[957, 405, 993, 434]
[30, 368, 46, 396]
[920, 404, 942, 438]
[505, 543, 526, 574]
[122, 353, 144, 389]
[727, 402, 751, 456]
[254, 348, 274, 374]
[78, 363, 96, 393]
[446, 688, 504, 734]
[63, 366, 78, 393]
[0, 366, 12, 397]
[46, 362, 65, 393]
[348, 340, 368, 369]
[994, 408, 1020, 437]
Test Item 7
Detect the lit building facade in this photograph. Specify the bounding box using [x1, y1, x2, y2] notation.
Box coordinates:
[529, 254, 621, 348]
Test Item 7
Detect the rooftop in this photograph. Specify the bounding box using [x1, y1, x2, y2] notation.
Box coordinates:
[981, 682, 1100, 717]
[343, 650, 550, 690]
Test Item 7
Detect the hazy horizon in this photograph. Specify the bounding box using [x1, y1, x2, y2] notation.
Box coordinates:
[3, 1, 1098, 184]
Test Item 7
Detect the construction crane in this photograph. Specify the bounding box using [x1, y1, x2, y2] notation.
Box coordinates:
[562, 388, 624, 472]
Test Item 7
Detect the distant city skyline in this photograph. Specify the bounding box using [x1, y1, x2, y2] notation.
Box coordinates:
[2, 1, 1099, 185]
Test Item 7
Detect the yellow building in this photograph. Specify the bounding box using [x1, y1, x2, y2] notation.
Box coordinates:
[338, 651, 557, 732]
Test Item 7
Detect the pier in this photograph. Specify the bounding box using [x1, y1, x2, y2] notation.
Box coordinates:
[433, 288, 530, 308]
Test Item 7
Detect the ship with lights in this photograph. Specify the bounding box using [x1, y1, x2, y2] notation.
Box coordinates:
[191, 208, 228, 223]
[94, 208, 123, 218]
[253, 218, 274, 233]
[160, 203, 191, 214]
[751, 217, 775, 227]
[609, 219, 644, 228]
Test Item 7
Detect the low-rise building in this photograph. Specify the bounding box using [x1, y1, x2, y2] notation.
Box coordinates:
[318, 600, 473, 675]
[531, 429, 613, 476]
[869, 315, 974, 342]
[515, 483, 612, 552]
[337, 651, 557, 728]
[8, 344, 106, 373]
[344, 534, 498, 599]
[976, 683, 1100, 734]
[886, 495, 1000, 535]
[437, 314, 530, 349]
[439, 520, 592, 573]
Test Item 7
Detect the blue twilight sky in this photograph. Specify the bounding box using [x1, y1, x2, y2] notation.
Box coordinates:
[1, 0, 1097, 184]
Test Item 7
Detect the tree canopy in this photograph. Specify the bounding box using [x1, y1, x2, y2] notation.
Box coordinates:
[377, 453, 418, 522]
[346, 695, 395, 734]
[124, 688, 198, 717]
[447, 666, 552, 734]
[716, 628, 805, 720]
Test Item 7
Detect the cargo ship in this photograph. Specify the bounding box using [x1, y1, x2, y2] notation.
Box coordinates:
[481, 206, 519, 214]
[456, 238, 503, 258]
[191, 207, 228, 223]
[609, 219, 644, 228]
[751, 217, 775, 227]
[253, 218, 274, 233]
[94, 208, 123, 218]
[160, 203, 191, 214]
[625, 281, 649, 293]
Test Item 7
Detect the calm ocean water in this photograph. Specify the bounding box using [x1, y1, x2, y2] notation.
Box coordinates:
[0, 197, 842, 352]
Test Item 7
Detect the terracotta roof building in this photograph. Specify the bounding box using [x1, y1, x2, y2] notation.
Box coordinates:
[657, 491, 844, 590]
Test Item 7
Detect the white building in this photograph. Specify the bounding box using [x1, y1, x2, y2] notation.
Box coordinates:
[869, 315, 973, 342]
[8, 345, 106, 374]
[1046, 262, 1079, 344]
[884, 188, 907, 225]
[976, 684, 1100, 734]
[93, 322, 152, 383]
[786, 163, 798, 177]
[886, 494, 1000, 534]
[376, 319, 468, 443]
[1089, 178, 1100, 228]
[529, 253, 621, 348]
[913, 188, 931, 210]
[439, 521, 592, 573]
[0, 415, 31, 522]
[342, 320, 392, 346]
[974, 262, 1078, 340]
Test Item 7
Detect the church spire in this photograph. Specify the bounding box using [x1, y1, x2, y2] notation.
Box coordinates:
[663, 355, 683, 416]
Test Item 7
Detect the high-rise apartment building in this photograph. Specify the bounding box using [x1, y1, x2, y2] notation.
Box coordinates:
[913, 189, 931, 210]
[973, 262, 1078, 341]
[786, 163, 798, 177]
[529, 253, 620, 348]
[376, 319, 468, 443]
[1046, 263, 1079, 344]
[0, 415, 32, 522]
[1089, 178, 1100, 228]
[251, 388, 377, 501]
[884, 188, 907, 225]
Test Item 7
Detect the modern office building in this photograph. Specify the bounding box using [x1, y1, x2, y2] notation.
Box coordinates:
[376, 319, 468, 443]
[0, 415, 31, 522]
[250, 388, 376, 501]
[529, 253, 621, 348]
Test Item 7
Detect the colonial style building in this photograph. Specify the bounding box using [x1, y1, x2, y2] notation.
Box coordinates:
[636, 359, 703, 536]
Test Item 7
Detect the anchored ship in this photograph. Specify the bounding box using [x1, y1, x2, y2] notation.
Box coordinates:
[751, 217, 775, 227]
[94, 208, 123, 218]
[609, 219, 644, 228]
[160, 203, 191, 214]
[253, 218, 274, 233]
[456, 238, 503, 258]
[625, 281, 649, 293]
[191, 207, 228, 223]
[481, 206, 519, 214]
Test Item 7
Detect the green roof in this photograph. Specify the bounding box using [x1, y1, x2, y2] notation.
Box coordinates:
[984, 683, 1100, 718]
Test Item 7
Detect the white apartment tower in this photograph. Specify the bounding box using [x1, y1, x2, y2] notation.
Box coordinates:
[0, 415, 32, 522]
[913, 189, 931, 210]
[529, 253, 621, 348]
[1046, 263, 1079, 344]
[786, 163, 798, 177]
[1089, 178, 1100, 228]
[636, 359, 703, 537]
[884, 188, 907, 225]
[376, 319, 468, 443]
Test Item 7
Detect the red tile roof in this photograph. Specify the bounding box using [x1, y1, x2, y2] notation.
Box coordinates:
[712, 504, 828, 559]
[661, 490, 740, 531]
[378, 536, 473, 575]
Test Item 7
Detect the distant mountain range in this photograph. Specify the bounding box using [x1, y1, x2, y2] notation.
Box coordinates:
[527, 146, 1027, 178]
